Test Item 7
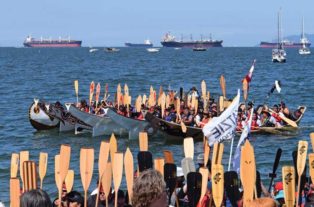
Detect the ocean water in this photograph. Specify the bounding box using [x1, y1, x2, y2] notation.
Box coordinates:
[0, 47, 314, 204]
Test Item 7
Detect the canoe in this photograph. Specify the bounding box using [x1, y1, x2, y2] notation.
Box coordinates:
[106, 108, 153, 140]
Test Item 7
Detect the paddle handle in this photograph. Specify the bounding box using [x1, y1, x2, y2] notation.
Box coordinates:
[296, 175, 301, 207]
[95, 184, 100, 207]
[58, 188, 62, 207]
[40, 178, 43, 189]
[85, 190, 88, 207]
[115, 192, 118, 207]
[106, 198, 109, 207]
[268, 177, 274, 193]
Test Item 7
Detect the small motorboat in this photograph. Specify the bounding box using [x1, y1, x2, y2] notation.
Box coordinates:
[147, 48, 160, 53]
[89, 48, 98, 53]
[106, 47, 120, 52]
[193, 47, 207, 51]
[272, 9, 287, 63]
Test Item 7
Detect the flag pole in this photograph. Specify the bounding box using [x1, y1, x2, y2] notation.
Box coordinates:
[227, 136, 235, 171]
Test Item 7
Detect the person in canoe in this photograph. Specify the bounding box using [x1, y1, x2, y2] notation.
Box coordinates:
[180, 107, 194, 126]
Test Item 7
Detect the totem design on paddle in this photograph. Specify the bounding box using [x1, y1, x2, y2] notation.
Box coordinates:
[284, 173, 293, 185]
[213, 172, 222, 184]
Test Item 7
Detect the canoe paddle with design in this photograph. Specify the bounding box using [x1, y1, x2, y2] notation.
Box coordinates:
[22, 161, 37, 192]
[282, 166, 295, 207]
[268, 148, 282, 192]
[296, 141, 308, 207]
[10, 153, 19, 178]
[212, 164, 224, 207]
[224, 171, 241, 207]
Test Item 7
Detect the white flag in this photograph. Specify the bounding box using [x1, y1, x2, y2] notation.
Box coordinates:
[203, 90, 240, 146]
[275, 80, 281, 93]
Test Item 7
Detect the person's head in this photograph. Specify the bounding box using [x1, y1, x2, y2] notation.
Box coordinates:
[65, 191, 84, 207]
[247, 197, 276, 207]
[20, 189, 52, 207]
[273, 104, 279, 113]
[132, 169, 167, 207]
[183, 108, 189, 115]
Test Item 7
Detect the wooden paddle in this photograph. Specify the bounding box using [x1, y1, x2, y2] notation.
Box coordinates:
[109, 133, 118, 167]
[220, 75, 226, 98]
[74, 80, 79, 104]
[211, 164, 224, 207]
[139, 131, 148, 151]
[181, 157, 196, 180]
[39, 152, 48, 189]
[240, 140, 256, 206]
[10, 178, 20, 207]
[80, 148, 94, 207]
[161, 92, 166, 118]
[179, 114, 187, 134]
[211, 143, 224, 170]
[113, 153, 123, 207]
[296, 140, 308, 206]
[124, 148, 134, 205]
[163, 150, 174, 164]
[117, 83, 121, 107]
[22, 161, 37, 192]
[243, 79, 248, 102]
[199, 166, 209, 202]
[101, 162, 112, 207]
[19, 151, 29, 191]
[204, 139, 210, 167]
[164, 163, 177, 205]
[201, 80, 206, 101]
[95, 82, 101, 104]
[282, 166, 295, 207]
[309, 153, 314, 185]
[219, 96, 224, 112]
[65, 170, 74, 193]
[138, 151, 153, 172]
[311, 132, 314, 152]
[55, 155, 61, 191]
[10, 153, 19, 178]
[89, 81, 95, 112]
[268, 108, 298, 128]
[268, 148, 282, 192]
[58, 145, 71, 207]
[154, 158, 165, 176]
[135, 95, 142, 112]
[184, 137, 194, 159]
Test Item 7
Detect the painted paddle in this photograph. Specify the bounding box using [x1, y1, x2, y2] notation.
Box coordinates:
[138, 151, 153, 172]
[80, 148, 94, 207]
[309, 153, 314, 185]
[164, 163, 177, 205]
[109, 133, 118, 167]
[243, 79, 248, 102]
[163, 150, 174, 164]
[113, 153, 123, 207]
[184, 137, 194, 160]
[19, 151, 29, 190]
[212, 164, 224, 207]
[10, 153, 19, 178]
[89, 81, 95, 112]
[139, 131, 148, 151]
[154, 158, 165, 176]
[311, 132, 314, 152]
[101, 162, 112, 207]
[74, 80, 79, 104]
[296, 141, 308, 206]
[124, 148, 134, 205]
[95, 82, 101, 104]
[58, 145, 71, 207]
[10, 178, 20, 207]
[268, 148, 282, 192]
[65, 170, 74, 193]
[282, 166, 295, 207]
[22, 161, 37, 192]
[240, 140, 256, 206]
[39, 152, 48, 189]
[268, 108, 298, 128]
[187, 172, 202, 207]
[220, 75, 226, 98]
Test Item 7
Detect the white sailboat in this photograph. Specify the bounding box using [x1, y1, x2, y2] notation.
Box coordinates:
[299, 17, 311, 55]
[272, 9, 286, 63]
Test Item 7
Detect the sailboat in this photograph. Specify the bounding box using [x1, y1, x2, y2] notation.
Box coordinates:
[299, 17, 311, 55]
[272, 9, 286, 63]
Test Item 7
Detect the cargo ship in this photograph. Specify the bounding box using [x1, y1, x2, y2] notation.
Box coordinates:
[125, 39, 153, 47]
[260, 40, 311, 48]
[23, 36, 82, 48]
[160, 33, 223, 48]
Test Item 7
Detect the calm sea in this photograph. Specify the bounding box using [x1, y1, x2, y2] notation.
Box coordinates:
[0, 47, 313, 204]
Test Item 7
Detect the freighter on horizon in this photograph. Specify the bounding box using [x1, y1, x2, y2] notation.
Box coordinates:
[23, 36, 82, 48]
[160, 33, 223, 48]
[260, 40, 311, 48]
[125, 39, 153, 47]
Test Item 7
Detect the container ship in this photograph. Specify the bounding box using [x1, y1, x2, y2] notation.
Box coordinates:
[260, 40, 311, 48]
[160, 33, 223, 48]
[125, 39, 153, 47]
[23, 36, 82, 48]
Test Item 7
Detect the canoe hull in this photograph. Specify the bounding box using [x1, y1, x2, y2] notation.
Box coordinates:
[29, 101, 60, 130]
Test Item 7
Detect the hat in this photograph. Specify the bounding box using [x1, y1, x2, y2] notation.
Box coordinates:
[248, 101, 254, 106]
[274, 182, 283, 191]
[275, 190, 284, 200]
[197, 153, 204, 164]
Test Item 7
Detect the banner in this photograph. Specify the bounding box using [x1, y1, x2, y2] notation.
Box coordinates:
[203, 90, 240, 146]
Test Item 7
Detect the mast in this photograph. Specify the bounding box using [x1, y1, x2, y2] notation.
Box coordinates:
[278, 9, 283, 50]
[301, 16, 305, 40]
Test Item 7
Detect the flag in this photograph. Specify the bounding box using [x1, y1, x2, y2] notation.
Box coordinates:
[275, 80, 281, 93]
[232, 108, 254, 173]
[243, 59, 256, 83]
[203, 90, 240, 146]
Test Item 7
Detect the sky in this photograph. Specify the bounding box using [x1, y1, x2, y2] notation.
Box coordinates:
[0, 0, 313, 47]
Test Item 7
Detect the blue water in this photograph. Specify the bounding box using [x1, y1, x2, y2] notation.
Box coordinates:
[0, 47, 314, 204]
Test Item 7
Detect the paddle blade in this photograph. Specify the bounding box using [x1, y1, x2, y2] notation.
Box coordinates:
[154, 158, 165, 177]
[212, 164, 224, 207]
[311, 132, 314, 152]
[99, 141, 110, 177]
[139, 132, 148, 151]
[201, 80, 206, 100]
[138, 151, 153, 172]
[220, 75, 226, 98]
[181, 121, 187, 133]
[199, 167, 209, 200]
[163, 150, 174, 164]
[243, 79, 248, 101]
[80, 148, 94, 192]
[187, 172, 202, 207]
[19, 151, 29, 187]
[59, 145, 71, 185]
[74, 80, 78, 96]
[39, 152, 48, 188]
[271, 148, 282, 176]
[204, 140, 210, 167]
[164, 163, 177, 204]
[10, 178, 20, 207]
[181, 157, 196, 180]
[11, 153, 19, 178]
[212, 143, 224, 168]
[124, 148, 134, 204]
[22, 161, 37, 192]
[65, 170, 74, 193]
[113, 153, 123, 193]
[89, 81, 95, 105]
[101, 162, 112, 199]
[282, 166, 295, 207]
[184, 137, 194, 159]
[95, 82, 101, 103]
[109, 133, 118, 166]
[55, 155, 61, 190]
[297, 140, 308, 176]
[224, 171, 241, 207]
[309, 153, 314, 185]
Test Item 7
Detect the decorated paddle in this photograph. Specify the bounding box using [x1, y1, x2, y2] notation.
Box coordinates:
[212, 164, 224, 207]
[309, 153, 314, 185]
[268, 108, 298, 127]
[163, 150, 174, 164]
[154, 158, 165, 176]
[282, 166, 295, 207]
[89, 81, 95, 112]
[117, 83, 122, 107]
[101, 162, 112, 207]
[19, 151, 29, 191]
[243, 79, 248, 102]
[268, 148, 282, 192]
[65, 170, 74, 193]
[22, 161, 37, 192]
[240, 140, 256, 206]
[164, 163, 177, 205]
[80, 148, 94, 207]
[224, 171, 241, 207]
[10, 153, 19, 178]
[138, 151, 153, 172]
[296, 141, 308, 206]
[109, 133, 118, 167]
[311, 132, 314, 152]
[139, 131, 148, 152]
[74, 80, 79, 104]
[211, 143, 224, 170]
[184, 137, 194, 160]
[124, 148, 134, 205]
[58, 145, 71, 207]
[39, 152, 48, 189]
[187, 172, 202, 207]
[113, 153, 123, 207]
[220, 75, 226, 98]
[10, 178, 20, 207]
[95, 82, 101, 104]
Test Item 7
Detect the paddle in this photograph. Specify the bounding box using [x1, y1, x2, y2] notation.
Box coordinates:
[58, 145, 71, 207]
[309, 153, 314, 185]
[187, 172, 202, 207]
[224, 171, 241, 207]
[164, 163, 177, 205]
[268, 108, 298, 128]
[65, 170, 74, 193]
[117, 84, 122, 107]
[22, 161, 37, 192]
[55, 155, 61, 192]
[199, 166, 209, 202]
[181, 157, 196, 180]
[154, 158, 165, 176]
[109, 133, 118, 167]
[95, 83, 101, 109]
[138, 151, 153, 172]
[311, 132, 314, 151]
[211, 143, 224, 169]
[243, 79, 248, 103]
[39, 152, 48, 189]
[201, 80, 207, 110]
[10, 178, 20, 207]
[135, 95, 142, 113]
[220, 75, 226, 98]
[74, 80, 79, 105]
[80, 148, 94, 207]
[204, 140, 210, 168]
[219, 96, 224, 113]
[180, 117, 187, 134]
[163, 150, 174, 164]
[296, 141, 308, 206]
[139, 131, 148, 152]
[211, 164, 224, 207]
[184, 137, 194, 160]
[113, 153, 123, 207]
[124, 148, 134, 205]
[282, 166, 295, 207]
[101, 162, 112, 207]
[268, 148, 282, 192]
[19, 151, 29, 191]
[240, 140, 256, 206]
[89, 81, 95, 113]
[10, 153, 19, 178]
